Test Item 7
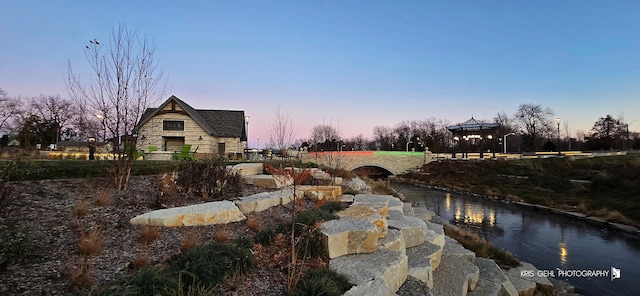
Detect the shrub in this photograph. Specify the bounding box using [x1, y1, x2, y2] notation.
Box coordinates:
[139, 226, 160, 245]
[0, 225, 38, 271]
[128, 266, 177, 296]
[246, 218, 262, 232]
[93, 187, 112, 206]
[180, 232, 201, 252]
[74, 200, 90, 216]
[176, 158, 244, 200]
[254, 227, 278, 245]
[444, 225, 520, 268]
[317, 201, 345, 214]
[78, 227, 104, 256]
[291, 268, 353, 296]
[130, 252, 149, 269]
[66, 258, 94, 291]
[169, 241, 255, 290]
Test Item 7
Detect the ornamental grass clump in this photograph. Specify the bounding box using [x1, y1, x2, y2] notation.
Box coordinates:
[291, 268, 353, 296]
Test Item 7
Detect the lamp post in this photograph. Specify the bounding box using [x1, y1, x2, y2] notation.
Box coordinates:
[257, 136, 260, 151]
[488, 134, 496, 159]
[556, 117, 561, 155]
[244, 116, 250, 156]
[503, 132, 515, 154]
[627, 120, 637, 151]
[406, 140, 412, 152]
[453, 136, 459, 159]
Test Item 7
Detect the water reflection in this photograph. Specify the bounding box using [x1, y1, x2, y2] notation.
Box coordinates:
[395, 184, 640, 296]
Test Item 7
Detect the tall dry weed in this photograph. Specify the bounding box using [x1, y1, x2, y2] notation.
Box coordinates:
[78, 227, 104, 256]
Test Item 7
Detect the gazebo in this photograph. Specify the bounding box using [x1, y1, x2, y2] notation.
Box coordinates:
[447, 117, 500, 159]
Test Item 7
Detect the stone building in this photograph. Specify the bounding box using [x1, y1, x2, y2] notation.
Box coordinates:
[136, 95, 247, 159]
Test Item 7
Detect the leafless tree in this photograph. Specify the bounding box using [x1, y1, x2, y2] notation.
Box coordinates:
[28, 95, 79, 142]
[372, 125, 395, 150]
[0, 88, 22, 134]
[514, 103, 554, 151]
[267, 107, 296, 157]
[67, 24, 166, 189]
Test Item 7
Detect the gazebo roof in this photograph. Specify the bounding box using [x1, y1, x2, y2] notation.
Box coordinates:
[447, 117, 499, 132]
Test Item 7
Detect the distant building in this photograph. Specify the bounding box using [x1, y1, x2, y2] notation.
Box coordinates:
[136, 95, 247, 158]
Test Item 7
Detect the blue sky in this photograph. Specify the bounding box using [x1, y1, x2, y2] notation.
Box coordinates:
[1, 1, 639, 147]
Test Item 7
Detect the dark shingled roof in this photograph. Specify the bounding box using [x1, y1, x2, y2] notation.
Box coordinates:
[447, 117, 499, 132]
[138, 95, 247, 141]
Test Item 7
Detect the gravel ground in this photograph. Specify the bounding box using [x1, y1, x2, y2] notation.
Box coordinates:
[0, 175, 314, 295]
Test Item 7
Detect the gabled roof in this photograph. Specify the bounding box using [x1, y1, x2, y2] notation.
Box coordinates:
[138, 95, 247, 140]
[447, 117, 499, 132]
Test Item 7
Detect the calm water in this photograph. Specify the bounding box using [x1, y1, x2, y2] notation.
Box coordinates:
[395, 184, 640, 296]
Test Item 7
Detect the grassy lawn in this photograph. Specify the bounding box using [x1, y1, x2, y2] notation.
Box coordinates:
[0, 160, 180, 181]
[400, 154, 640, 225]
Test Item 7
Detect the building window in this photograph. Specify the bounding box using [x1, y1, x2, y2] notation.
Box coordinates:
[163, 120, 184, 131]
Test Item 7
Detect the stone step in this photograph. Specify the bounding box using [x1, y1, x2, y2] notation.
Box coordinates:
[129, 200, 246, 227]
[242, 174, 293, 188]
[378, 229, 406, 254]
[296, 185, 342, 200]
[330, 249, 408, 293]
[411, 207, 434, 223]
[397, 277, 433, 296]
[432, 255, 480, 296]
[354, 194, 404, 214]
[502, 262, 554, 296]
[424, 222, 446, 248]
[403, 202, 415, 217]
[320, 217, 379, 259]
[229, 163, 263, 176]
[387, 210, 427, 248]
[336, 205, 388, 238]
[234, 189, 295, 214]
[406, 241, 443, 289]
[442, 237, 476, 262]
[467, 258, 518, 296]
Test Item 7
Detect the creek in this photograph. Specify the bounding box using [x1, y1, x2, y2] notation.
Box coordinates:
[394, 184, 640, 296]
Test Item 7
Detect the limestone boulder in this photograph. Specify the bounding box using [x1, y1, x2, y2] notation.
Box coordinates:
[406, 241, 443, 289]
[296, 185, 342, 201]
[355, 194, 404, 212]
[387, 214, 426, 248]
[504, 262, 553, 296]
[235, 192, 280, 214]
[320, 218, 379, 259]
[336, 205, 388, 238]
[468, 258, 518, 296]
[378, 229, 406, 254]
[432, 254, 480, 296]
[243, 174, 293, 188]
[343, 278, 397, 296]
[130, 200, 246, 227]
[412, 207, 434, 223]
[230, 163, 263, 176]
[330, 249, 408, 293]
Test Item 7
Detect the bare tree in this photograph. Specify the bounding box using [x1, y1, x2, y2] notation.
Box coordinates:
[267, 107, 296, 157]
[29, 95, 79, 143]
[514, 103, 554, 151]
[372, 125, 395, 150]
[0, 88, 22, 134]
[67, 24, 166, 189]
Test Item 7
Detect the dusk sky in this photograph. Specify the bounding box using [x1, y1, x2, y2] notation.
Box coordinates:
[1, 1, 639, 147]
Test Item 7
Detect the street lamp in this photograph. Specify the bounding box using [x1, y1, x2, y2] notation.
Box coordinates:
[406, 140, 412, 152]
[503, 133, 515, 154]
[244, 116, 250, 155]
[257, 136, 260, 151]
[453, 136, 459, 159]
[488, 134, 496, 159]
[556, 117, 561, 155]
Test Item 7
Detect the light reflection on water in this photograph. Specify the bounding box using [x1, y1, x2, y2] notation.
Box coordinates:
[395, 184, 640, 296]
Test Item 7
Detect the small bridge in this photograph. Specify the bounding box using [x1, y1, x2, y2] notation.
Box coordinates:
[300, 151, 432, 175]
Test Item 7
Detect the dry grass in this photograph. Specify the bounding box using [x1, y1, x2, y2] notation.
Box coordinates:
[139, 226, 160, 245]
[73, 201, 90, 216]
[130, 252, 149, 269]
[93, 187, 112, 206]
[214, 228, 231, 243]
[180, 232, 201, 252]
[444, 225, 520, 269]
[78, 227, 104, 256]
[247, 218, 263, 232]
[65, 258, 93, 291]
